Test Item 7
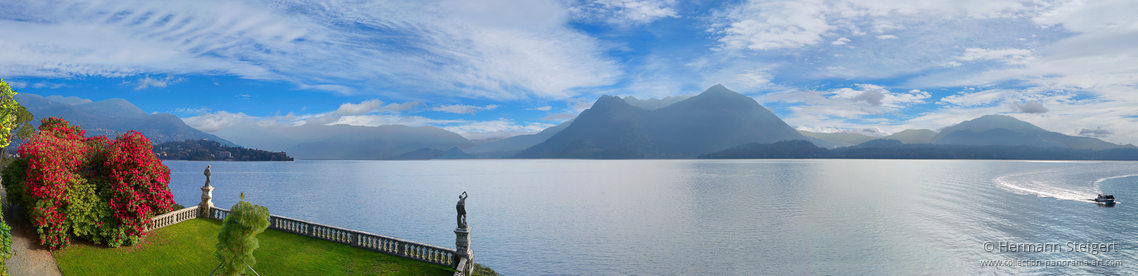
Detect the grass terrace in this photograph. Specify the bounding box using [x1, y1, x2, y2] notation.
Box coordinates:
[53, 218, 456, 276]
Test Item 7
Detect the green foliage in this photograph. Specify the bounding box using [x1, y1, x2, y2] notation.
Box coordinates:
[2, 159, 29, 209]
[216, 193, 270, 276]
[63, 177, 122, 247]
[0, 79, 22, 149]
[471, 263, 499, 276]
[0, 213, 10, 276]
[0, 79, 25, 273]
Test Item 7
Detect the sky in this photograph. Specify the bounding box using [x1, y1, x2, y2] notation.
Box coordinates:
[2, 0, 1138, 145]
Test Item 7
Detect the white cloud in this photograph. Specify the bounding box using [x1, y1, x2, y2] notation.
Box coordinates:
[957, 48, 1034, 65]
[123, 75, 184, 90]
[182, 111, 257, 132]
[714, 0, 833, 50]
[1013, 100, 1048, 113]
[1077, 127, 1112, 138]
[763, 84, 931, 126]
[429, 104, 498, 115]
[569, 0, 679, 26]
[710, 0, 1036, 51]
[32, 82, 66, 89]
[938, 89, 1009, 106]
[171, 107, 211, 115]
[329, 114, 462, 128]
[441, 119, 554, 140]
[528, 106, 553, 111]
[0, 0, 620, 100]
[735, 70, 771, 88]
[832, 37, 851, 45]
[568, 97, 595, 112]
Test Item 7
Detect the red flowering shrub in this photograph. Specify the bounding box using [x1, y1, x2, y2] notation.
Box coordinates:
[103, 131, 175, 245]
[17, 118, 88, 249]
[2, 118, 175, 249]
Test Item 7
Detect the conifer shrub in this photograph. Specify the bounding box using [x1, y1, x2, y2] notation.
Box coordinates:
[215, 192, 270, 276]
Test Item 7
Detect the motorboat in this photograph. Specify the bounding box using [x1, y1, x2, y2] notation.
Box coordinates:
[1094, 194, 1115, 204]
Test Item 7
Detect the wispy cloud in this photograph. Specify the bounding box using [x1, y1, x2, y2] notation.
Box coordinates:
[441, 119, 554, 140]
[569, 0, 680, 26]
[122, 75, 184, 90]
[429, 104, 498, 115]
[0, 0, 620, 99]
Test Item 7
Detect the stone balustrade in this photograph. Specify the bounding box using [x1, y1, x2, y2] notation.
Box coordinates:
[206, 207, 461, 268]
[188, 165, 472, 275]
[146, 205, 202, 231]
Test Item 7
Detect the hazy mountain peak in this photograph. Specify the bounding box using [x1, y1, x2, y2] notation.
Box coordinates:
[517, 84, 815, 158]
[74, 98, 148, 118]
[878, 129, 938, 144]
[934, 114, 1121, 150]
[593, 95, 633, 109]
[45, 95, 93, 105]
[14, 94, 234, 146]
[622, 95, 694, 111]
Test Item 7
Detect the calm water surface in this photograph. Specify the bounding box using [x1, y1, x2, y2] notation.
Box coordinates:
[164, 159, 1138, 275]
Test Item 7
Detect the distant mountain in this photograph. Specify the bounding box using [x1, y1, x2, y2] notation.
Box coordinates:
[698, 140, 832, 159]
[933, 128, 1069, 148]
[933, 115, 1122, 150]
[390, 148, 446, 160]
[212, 122, 475, 160]
[515, 85, 820, 158]
[878, 129, 937, 144]
[14, 94, 234, 146]
[211, 122, 300, 152]
[286, 125, 472, 160]
[435, 147, 474, 159]
[797, 130, 873, 145]
[701, 138, 1138, 160]
[622, 95, 693, 110]
[464, 118, 574, 154]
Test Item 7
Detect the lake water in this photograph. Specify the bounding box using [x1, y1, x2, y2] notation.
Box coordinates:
[164, 159, 1138, 275]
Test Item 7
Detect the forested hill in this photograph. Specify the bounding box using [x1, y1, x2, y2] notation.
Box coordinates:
[154, 140, 293, 161]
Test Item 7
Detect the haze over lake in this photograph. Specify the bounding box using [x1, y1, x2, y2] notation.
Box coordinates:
[165, 160, 1137, 275]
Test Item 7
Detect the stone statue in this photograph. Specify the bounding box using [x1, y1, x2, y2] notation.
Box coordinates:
[203, 165, 212, 187]
[456, 191, 468, 228]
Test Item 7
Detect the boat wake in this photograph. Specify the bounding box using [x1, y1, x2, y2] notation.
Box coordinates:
[993, 162, 1138, 202]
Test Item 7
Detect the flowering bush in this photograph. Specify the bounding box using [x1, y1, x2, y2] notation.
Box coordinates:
[1, 118, 175, 249]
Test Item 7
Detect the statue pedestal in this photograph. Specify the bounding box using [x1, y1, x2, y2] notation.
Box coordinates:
[454, 226, 473, 273]
[199, 185, 214, 218]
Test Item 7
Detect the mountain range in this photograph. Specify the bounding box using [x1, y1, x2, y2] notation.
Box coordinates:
[215, 123, 474, 160]
[18, 85, 1131, 160]
[514, 85, 836, 158]
[13, 93, 234, 146]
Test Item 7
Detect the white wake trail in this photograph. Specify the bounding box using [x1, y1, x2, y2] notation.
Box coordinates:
[993, 162, 1138, 202]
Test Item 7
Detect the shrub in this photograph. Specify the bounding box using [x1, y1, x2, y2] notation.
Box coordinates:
[471, 262, 499, 276]
[215, 192, 270, 276]
[18, 117, 89, 249]
[4, 118, 175, 249]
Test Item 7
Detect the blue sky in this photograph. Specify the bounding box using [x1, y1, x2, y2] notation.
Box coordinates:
[2, 0, 1137, 144]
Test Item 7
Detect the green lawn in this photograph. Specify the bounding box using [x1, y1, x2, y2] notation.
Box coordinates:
[53, 218, 457, 276]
